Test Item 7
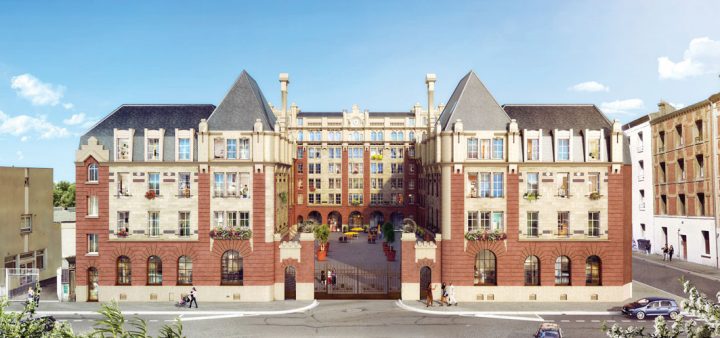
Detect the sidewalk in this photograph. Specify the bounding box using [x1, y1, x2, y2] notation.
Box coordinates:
[633, 252, 720, 282]
[6, 299, 317, 315]
[399, 280, 680, 315]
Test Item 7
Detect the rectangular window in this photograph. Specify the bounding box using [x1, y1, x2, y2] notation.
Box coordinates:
[557, 172, 569, 197]
[527, 212, 538, 237]
[214, 211, 225, 227]
[588, 138, 600, 160]
[588, 212, 600, 237]
[698, 193, 706, 216]
[148, 173, 160, 195]
[371, 163, 384, 174]
[178, 138, 191, 160]
[703, 231, 711, 255]
[239, 173, 250, 198]
[492, 212, 504, 231]
[391, 163, 404, 174]
[116, 137, 130, 160]
[371, 178, 383, 189]
[213, 138, 225, 159]
[659, 162, 666, 182]
[557, 211, 569, 237]
[329, 193, 342, 204]
[5, 256, 16, 269]
[87, 196, 98, 216]
[480, 139, 491, 159]
[239, 138, 251, 159]
[661, 195, 667, 214]
[117, 172, 130, 196]
[480, 212, 491, 231]
[468, 172, 478, 197]
[227, 211, 237, 227]
[148, 212, 160, 237]
[226, 173, 238, 196]
[697, 155, 705, 178]
[214, 173, 225, 197]
[20, 214, 32, 232]
[527, 138, 539, 160]
[678, 159, 686, 181]
[678, 194, 686, 216]
[117, 211, 129, 233]
[467, 138, 479, 159]
[226, 139, 237, 159]
[35, 249, 44, 270]
[676, 124, 684, 147]
[526, 172, 539, 195]
[179, 212, 191, 236]
[308, 193, 321, 204]
[146, 138, 160, 160]
[239, 212, 250, 227]
[348, 193, 363, 205]
[492, 138, 504, 159]
[178, 173, 191, 197]
[589, 173, 600, 194]
[558, 138, 570, 160]
[492, 173, 504, 197]
[297, 118, 303, 126]
[349, 178, 364, 189]
[296, 147, 304, 159]
[479, 173, 491, 197]
[87, 234, 98, 254]
[467, 211, 479, 232]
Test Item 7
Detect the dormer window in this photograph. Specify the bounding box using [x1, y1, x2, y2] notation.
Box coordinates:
[492, 138, 504, 159]
[178, 138, 191, 160]
[526, 138, 539, 161]
[146, 138, 160, 161]
[213, 138, 225, 159]
[467, 138, 479, 159]
[227, 139, 237, 159]
[588, 138, 600, 161]
[239, 138, 250, 159]
[116, 137, 130, 161]
[558, 138, 570, 161]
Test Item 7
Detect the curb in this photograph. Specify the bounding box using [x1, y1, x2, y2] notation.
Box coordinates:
[633, 254, 720, 283]
[395, 300, 623, 316]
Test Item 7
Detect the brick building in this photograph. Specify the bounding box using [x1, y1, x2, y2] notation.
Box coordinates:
[75, 70, 632, 302]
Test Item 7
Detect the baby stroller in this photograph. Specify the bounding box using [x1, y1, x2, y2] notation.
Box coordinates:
[176, 295, 190, 307]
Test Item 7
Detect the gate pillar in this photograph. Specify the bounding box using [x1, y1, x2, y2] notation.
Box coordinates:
[297, 232, 316, 300]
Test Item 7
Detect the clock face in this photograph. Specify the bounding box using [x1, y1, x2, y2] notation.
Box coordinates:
[351, 118, 360, 126]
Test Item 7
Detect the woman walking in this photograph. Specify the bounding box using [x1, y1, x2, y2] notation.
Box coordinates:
[188, 287, 198, 308]
[425, 283, 436, 307]
[439, 282, 448, 306]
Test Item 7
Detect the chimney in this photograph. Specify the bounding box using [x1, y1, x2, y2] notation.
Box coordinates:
[425, 73, 437, 130]
[658, 100, 676, 116]
[279, 73, 290, 116]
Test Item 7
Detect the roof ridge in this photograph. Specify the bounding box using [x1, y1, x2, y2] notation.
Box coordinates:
[503, 104, 596, 107]
[119, 104, 215, 107]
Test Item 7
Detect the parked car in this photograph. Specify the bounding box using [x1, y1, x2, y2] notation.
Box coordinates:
[533, 322, 562, 338]
[622, 297, 680, 320]
[19, 315, 57, 333]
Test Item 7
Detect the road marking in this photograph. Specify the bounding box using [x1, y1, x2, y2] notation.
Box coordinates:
[622, 320, 631, 322]
[606, 320, 616, 323]
[576, 320, 585, 323]
[591, 320, 600, 323]
[182, 314, 246, 322]
[561, 320, 570, 323]
[149, 319, 158, 322]
[395, 300, 622, 317]
[73, 320, 82, 322]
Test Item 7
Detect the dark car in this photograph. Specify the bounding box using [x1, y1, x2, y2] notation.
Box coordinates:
[622, 297, 680, 320]
[533, 322, 562, 338]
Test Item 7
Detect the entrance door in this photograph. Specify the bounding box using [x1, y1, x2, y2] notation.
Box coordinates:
[681, 235, 687, 260]
[87, 268, 98, 302]
[285, 266, 296, 300]
[419, 266, 431, 300]
[662, 227, 668, 246]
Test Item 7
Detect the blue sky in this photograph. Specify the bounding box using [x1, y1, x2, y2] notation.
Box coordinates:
[0, 1, 718, 181]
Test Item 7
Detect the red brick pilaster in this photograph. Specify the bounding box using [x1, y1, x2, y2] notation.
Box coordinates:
[242, 170, 274, 286]
[363, 147, 370, 205]
[440, 169, 473, 285]
[342, 148, 348, 207]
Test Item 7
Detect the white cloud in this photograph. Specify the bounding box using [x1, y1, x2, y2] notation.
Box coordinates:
[568, 81, 609, 92]
[63, 112, 86, 125]
[658, 37, 720, 80]
[669, 102, 686, 109]
[62, 103, 74, 110]
[10, 73, 66, 106]
[20, 136, 28, 142]
[0, 110, 70, 139]
[600, 99, 645, 115]
[16, 151, 23, 160]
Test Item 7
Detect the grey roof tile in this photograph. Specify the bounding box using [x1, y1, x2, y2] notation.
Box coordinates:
[503, 104, 613, 135]
[438, 71, 510, 131]
[207, 70, 277, 131]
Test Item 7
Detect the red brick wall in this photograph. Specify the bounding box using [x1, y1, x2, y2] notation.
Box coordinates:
[440, 170, 473, 285]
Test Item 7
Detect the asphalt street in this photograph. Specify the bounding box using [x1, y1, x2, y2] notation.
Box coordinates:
[632, 256, 720, 299]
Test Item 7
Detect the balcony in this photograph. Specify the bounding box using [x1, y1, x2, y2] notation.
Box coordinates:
[556, 188, 570, 198]
[658, 145, 665, 153]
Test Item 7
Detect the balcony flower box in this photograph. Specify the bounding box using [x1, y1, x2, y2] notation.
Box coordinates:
[465, 229, 507, 242]
[209, 226, 252, 240]
[523, 192, 540, 201]
[117, 228, 129, 238]
[145, 190, 156, 200]
[589, 192, 603, 200]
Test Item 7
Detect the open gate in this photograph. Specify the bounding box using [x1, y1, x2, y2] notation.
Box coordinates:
[314, 262, 400, 299]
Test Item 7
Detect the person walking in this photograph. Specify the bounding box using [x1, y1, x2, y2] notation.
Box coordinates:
[331, 269, 337, 287]
[447, 282, 458, 306]
[662, 244, 668, 261]
[188, 287, 198, 308]
[647, 241, 652, 255]
[439, 282, 448, 306]
[425, 283, 436, 307]
[33, 284, 41, 307]
[668, 245, 675, 262]
[26, 287, 34, 306]
[320, 270, 326, 286]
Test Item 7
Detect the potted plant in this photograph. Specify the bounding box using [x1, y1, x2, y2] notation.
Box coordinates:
[279, 192, 287, 204]
[314, 223, 330, 261]
[589, 192, 602, 200]
[145, 190, 156, 200]
[523, 191, 540, 201]
[117, 228, 129, 238]
[183, 187, 191, 198]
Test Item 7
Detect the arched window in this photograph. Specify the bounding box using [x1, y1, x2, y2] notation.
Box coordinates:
[221, 250, 243, 285]
[391, 131, 397, 141]
[87, 267, 99, 302]
[397, 131, 404, 141]
[177, 256, 192, 285]
[377, 131, 383, 141]
[88, 163, 98, 182]
[147, 256, 162, 285]
[524, 256, 540, 286]
[585, 255, 601, 286]
[409, 131, 415, 142]
[117, 256, 131, 285]
[555, 256, 571, 286]
[474, 250, 496, 285]
[297, 131, 303, 142]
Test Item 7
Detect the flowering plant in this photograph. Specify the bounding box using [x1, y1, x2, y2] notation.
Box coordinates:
[145, 190, 156, 200]
[465, 229, 507, 242]
[117, 228, 129, 238]
[209, 226, 252, 240]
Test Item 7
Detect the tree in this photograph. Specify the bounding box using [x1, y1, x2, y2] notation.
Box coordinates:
[53, 181, 75, 208]
[382, 222, 395, 244]
[603, 278, 720, 338]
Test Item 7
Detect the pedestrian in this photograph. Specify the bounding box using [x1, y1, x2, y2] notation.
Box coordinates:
[669, 245, 674, 262]
[425, 283, 436, 307]
[331, 269, 337, 287]
[439, 282, 448, 306]
[188, 287, 198, 308]
[647, 241, 652, 255]
[662, 244, 668, 261]
[447, 282, 458, 306]
[34, 284, 41, 307]
[321, 270, 326, 286]
[26, 287, 34, 306]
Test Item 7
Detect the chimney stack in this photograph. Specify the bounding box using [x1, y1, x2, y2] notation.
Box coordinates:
[657, 100, 676, 116]
[279, 73, 290, 116]
[425, 73, 437, 130]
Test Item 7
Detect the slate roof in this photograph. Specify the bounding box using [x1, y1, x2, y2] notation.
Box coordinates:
[207, 70, 277, 131]
[503, 104, 613, 135]
[79, 104, 215, 161]
[438, 71, 510, 131]
[297, 111, 413, 117]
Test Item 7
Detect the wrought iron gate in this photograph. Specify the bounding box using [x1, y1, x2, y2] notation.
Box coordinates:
[314, 262, 400, 299]
[419, 266, 431, 300]
[285, 266, 296, 300]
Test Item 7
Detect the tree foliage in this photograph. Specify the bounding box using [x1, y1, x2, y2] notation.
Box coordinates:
[0, 298, 184, 338]
[53, 181, 75, 208]
[603, 278, 720, 338]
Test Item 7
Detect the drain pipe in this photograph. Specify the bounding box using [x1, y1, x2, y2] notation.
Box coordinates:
[711, 100, 719, 269]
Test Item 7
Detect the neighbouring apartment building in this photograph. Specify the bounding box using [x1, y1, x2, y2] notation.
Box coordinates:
[0, 167, 62, 298]
[623, 116, 655, 253]
[75, 70, 631, 302]
[651, 95, 720, 267]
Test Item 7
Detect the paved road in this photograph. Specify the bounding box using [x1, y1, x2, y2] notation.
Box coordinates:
[633, 256, 720, 298]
